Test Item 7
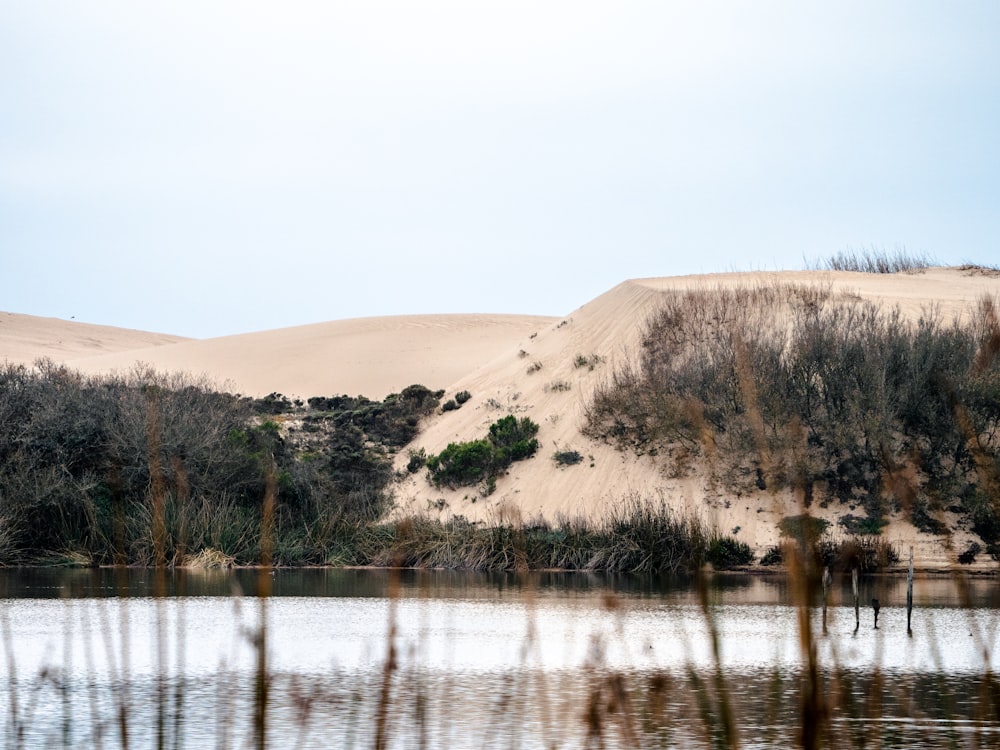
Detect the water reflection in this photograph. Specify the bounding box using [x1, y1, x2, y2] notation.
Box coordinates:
[1, 568, 999, 748]
[4, 567, 998, 607]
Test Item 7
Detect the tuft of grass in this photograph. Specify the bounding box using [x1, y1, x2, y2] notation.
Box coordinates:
[807, 246, 935, 274]
[574, 353, 606, 370]
[182, 547, 235, 569]
[545, 380, 572, 392]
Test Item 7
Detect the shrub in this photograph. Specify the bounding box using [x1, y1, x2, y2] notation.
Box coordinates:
[455, 390, 472, 404]
[817, 537, 900, 571]
[582, 282, 1000, 541]
[574, 353, 606, 370]
[837, 514, 887, 536]
[406, 449, 426, 473]
[760, 545, 783, 566]
[554, 450, 584, 466]
[441, 399, 459, 412]
[426, 416, 540, 488]
[779, 515, 830, 549]
[426, 440, 495, 486]
[707, 535, 755, 568]
[0, 366, 447, 565]
[959, 542, 982, 565]
[488, 415, 540, 462]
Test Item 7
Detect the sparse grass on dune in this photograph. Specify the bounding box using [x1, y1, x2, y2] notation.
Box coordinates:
[807, 246, 936, 274]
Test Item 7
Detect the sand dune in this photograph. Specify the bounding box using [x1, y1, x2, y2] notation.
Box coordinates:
[391, 267, 1000, 569]
[21, 313, 556, 400]
[0, 311, 188, 365]
[5, 266, 1000, 569]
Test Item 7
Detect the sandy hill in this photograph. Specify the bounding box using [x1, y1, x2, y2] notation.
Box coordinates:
[2, 311, 557, 402]
[6, 266, 1000, 570]
[390, 267, 1000, 570]
[0, 311, 188, 364]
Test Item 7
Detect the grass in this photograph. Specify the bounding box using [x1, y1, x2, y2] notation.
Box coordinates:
[807, 246, 936, 274]
[323, 495, 750, 573]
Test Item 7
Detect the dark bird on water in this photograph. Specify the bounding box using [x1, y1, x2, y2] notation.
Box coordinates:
[872, 598, 881, 629]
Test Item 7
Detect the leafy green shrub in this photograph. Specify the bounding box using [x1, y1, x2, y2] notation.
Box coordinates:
[707, 535, 755, 568]
[455, 390, 472, 404]
[426, 440, 494, 486]
[441, 399, 459, 412]
[488, 415, 540, 462]
[426, 416, 540, 488]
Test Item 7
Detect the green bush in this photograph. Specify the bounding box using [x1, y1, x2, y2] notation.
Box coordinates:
[426, 440, 495, 486]
[707, 535, 755, 568]
[426, 416, 540, 488]
[488, 415, 539, 462]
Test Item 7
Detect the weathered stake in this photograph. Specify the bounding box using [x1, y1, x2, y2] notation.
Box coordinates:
[852, 567, 859, 633]
[907, 546, 914, 635]
[822, 566, 831, 635]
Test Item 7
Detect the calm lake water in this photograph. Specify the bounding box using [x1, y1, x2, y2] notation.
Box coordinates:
[1, 568, 999, 748]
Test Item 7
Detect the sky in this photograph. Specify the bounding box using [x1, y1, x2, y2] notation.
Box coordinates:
[2, 2, 999, 339]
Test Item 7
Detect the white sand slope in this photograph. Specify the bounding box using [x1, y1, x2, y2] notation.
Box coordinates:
[0, 311, 188, 365]
[66, 314, 556, 400]
[391, 267, 1000, 570]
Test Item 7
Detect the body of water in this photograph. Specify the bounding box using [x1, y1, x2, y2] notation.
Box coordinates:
[1, 568, 998, 748]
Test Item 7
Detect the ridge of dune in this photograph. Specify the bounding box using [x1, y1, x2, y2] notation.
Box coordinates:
[67, 314, 558, 400]
[392, 267, 1000, 571]
[0, 311, 188, 365]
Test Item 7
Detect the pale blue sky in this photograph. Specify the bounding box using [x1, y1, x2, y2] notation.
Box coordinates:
[2, 2, 998, 338]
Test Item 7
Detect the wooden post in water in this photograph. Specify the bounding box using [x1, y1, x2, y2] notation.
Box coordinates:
[907, 546, 914, 636]
[852, 567, 859, 633]
[822, 566, 831, 634]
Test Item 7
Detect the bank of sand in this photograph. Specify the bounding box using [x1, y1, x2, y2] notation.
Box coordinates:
[4, 266, 1000, 571]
